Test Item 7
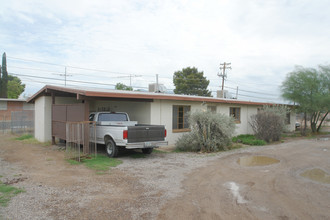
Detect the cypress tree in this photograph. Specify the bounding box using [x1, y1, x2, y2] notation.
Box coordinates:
[1, 52, 8, 98]
[0, 64, 2, 97]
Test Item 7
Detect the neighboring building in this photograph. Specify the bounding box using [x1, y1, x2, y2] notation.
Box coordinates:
[0, 98, 34, 133]
[27, 85, 296, 145]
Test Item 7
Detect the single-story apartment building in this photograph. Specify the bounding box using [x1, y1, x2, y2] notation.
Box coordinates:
[27, 85, 296, 145]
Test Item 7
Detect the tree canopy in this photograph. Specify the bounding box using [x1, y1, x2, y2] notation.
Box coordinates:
[0, 52, 25, 98]
[173, 67, 211, 97]
[115, 83, 133, 91]
[0, 52, 8, 98]
[281, 65, 330, 132]
[7, 75, 25, 99]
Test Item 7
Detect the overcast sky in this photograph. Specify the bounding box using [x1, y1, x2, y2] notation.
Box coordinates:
[1, 0, 330, 103]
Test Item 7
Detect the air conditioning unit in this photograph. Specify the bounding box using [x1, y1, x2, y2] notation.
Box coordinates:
[149, 83, 166, 93]
[217, 90, 230, 98]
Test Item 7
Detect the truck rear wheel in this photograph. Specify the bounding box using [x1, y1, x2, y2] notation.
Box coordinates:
[142, 148, 153, 154]
[105, 139, 118, 158]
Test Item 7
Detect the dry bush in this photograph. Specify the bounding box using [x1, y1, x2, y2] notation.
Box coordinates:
[175, 110, 236, 152]
[250, 105, 288, 142]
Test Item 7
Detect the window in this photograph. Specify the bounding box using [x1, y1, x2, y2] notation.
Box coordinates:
[230, 107, 241, 123]
[172, 105, 190, 132]
[0, 101, 7, 110]
[89, 114, 95, 121]
[207, 106, 216, 113]
[98, 113, 128, 121]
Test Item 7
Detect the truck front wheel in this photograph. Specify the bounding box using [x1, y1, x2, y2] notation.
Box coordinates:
[142, 148, 153, 154]
[105, 139, 118, 158]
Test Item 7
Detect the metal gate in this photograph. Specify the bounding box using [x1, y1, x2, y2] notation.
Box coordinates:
[52, 104, 94, 159]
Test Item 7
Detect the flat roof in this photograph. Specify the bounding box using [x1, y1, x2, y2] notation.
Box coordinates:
[27, 85, 281, 106]
[0, 98, 27, 102]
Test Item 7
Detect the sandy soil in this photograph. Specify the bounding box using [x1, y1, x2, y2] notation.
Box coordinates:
[0, 133, 330, 219]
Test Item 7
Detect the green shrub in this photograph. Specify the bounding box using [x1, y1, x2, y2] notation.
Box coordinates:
[232, 134, 266, 146]
[176, 110, 236, 152]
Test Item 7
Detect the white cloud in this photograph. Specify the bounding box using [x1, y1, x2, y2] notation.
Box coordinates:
[1, 0, 330, 102]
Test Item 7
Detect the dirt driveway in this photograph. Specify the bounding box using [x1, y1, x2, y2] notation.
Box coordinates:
[0, 134, 330, 220]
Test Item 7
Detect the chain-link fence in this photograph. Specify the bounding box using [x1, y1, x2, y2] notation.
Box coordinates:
[65, 121, 97, 162]
[0, 111, 34, 134]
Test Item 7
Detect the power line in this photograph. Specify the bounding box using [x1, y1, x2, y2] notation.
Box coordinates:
[7, 56, 156, 77]
[223, 85, 279, 97]
[10, 72, 150, 90]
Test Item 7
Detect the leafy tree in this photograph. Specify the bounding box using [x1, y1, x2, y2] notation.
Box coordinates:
[1, 52, 8, 98]
[173, 67, 211, 97]
[7, 75, 25, 99]
[281, 65, 330, 133]
[115, 83, 133, 91]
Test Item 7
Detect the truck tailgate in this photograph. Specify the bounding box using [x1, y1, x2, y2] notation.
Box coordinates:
[127, 125, 165, 143]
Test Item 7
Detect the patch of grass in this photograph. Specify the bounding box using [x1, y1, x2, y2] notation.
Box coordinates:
[172, 148, 185, 153]
[83, 155, 122, 170]
[67, 155, 122, 171]
[232, 134, 266, 146]
[153, 149, 169, 154]
[129, 153, 146, 159]
[67, 159, 80, 165]
[14, 134, 33, 140]
[282, 132, 301, 138]
[14, 134, 51, 146]
[229, 144, 244, 150]
[0, 181, 25, 207]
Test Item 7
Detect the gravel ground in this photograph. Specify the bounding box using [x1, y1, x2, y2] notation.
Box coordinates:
[1, 133, 329, 219]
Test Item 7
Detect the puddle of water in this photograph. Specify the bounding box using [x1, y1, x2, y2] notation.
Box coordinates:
[300, 168, 330, 184]
[238, 156, 280, 167]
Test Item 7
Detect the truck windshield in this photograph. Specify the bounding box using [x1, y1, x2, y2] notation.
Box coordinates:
[98, 113, 128, 121]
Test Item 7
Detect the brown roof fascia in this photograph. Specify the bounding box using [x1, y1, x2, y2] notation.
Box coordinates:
[27, 85, 289, 107]
[27, 85, 86, 103]
[84, 90, 272, 106]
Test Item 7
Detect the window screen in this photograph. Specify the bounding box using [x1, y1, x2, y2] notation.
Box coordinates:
[98, 113, 128, 121]
[230, 107, 241, 123]
[172, 105, 190, 130]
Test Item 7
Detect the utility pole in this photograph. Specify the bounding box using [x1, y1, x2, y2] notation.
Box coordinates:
[218, 62, 232, 93]
[58, 66, 72, 86]
[129, 74, 142, 86]
[156, 74, 159, 92]
[64, 67, 67, 86]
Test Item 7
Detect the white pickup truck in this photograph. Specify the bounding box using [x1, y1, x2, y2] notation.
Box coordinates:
[89, 112, 168, 157]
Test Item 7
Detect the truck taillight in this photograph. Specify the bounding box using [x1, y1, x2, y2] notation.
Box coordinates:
[165, 129, 167, 137]
[123, 130, 128, 139]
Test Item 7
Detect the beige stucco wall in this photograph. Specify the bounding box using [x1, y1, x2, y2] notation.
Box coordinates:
[34, 96, 52, 142]
[217, 104, 259, 135]
[149, 101, 298, 146]
[150, 99, 208, 145]
[33, 94, 296, 145]
[287, 111, 296, 132]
